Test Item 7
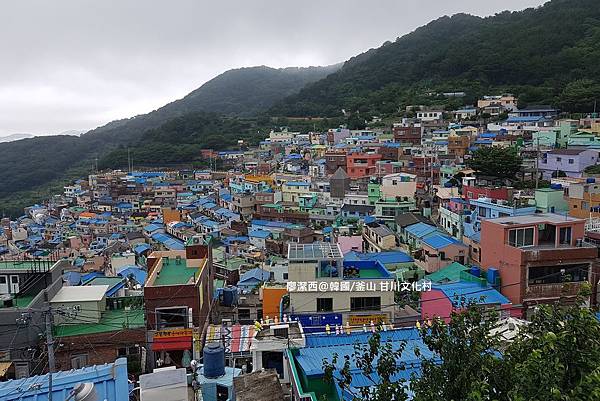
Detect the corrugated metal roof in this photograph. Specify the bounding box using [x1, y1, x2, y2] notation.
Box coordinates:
[405, 222, 438, 238]
[422, 234, 465, 250]
[433, 281, 510, 306]
[297, 328, 436, 378]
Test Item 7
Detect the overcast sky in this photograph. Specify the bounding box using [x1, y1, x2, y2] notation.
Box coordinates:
[0, 0, 547, 137]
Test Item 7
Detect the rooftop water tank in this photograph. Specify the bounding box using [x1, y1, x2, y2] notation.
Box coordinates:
[487, 268, 500, 286]
[203, 343, 225, 378]
[222, 287, 238, 307]
[587, 178, 596, 183]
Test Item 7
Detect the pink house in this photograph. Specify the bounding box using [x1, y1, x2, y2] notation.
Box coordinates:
[480, 213, 596, 310]
[337, 235, 364, 255]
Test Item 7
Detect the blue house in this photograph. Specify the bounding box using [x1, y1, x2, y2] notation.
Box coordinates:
[237, 268, 271, 292]
[463, 197, 536, 240]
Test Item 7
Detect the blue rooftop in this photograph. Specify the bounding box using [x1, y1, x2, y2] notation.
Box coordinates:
[405, 222, 438, 239]
[296, 328, 437, 400]
[251, 219, 296, 229]
[151, 233, 185, 250]
[249, 229, 272, 239]
[345, 250, 413, 265]
[422, 234, 464, 250]
[433, 281, 510, 306]
[0, 358, 129, 401]
[117, 266, 148, 285]
[143, 224, 163, 233]
[285, 181, 310, 187]
[133, 243, 151, 255]
[506, 116, 545, 123]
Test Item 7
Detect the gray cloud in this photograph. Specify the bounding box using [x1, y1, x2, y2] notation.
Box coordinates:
[0, 0, 547, 136]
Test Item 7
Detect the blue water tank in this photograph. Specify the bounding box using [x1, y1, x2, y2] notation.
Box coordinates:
[550, 184, 562, 190]
[470, 266, 481, 278]
[587, 178, 596, 183]
[222, 287, 238, 306]
[203, 343, 225, 378]
[487, 268, 500, 286]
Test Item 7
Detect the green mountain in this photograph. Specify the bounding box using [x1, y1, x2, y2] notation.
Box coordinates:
[0, 65, 339, 216]
[271, 0, 600, 116]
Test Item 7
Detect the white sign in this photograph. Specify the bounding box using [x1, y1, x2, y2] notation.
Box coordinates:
[286, 280, 432, 293]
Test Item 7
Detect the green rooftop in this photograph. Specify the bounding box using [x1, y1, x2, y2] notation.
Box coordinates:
[426, 262, 469, 283]
[14, 295, 36, 308]
[0, 260, 56, 271]
[54, 307, 145, 337]
[153, 258, 199, 286]
[358, 268, 384, 278]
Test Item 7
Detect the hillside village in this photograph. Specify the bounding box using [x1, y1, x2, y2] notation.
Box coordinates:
[1, 95, 600, 400]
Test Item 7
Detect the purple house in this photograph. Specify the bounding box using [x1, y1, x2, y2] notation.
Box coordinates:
[539, 149, 599, 179]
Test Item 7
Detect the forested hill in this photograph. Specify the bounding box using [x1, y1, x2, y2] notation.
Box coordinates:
[270, 0, 600, 117]
[80, 64, 340, 144]
[0, 65, 339, 216]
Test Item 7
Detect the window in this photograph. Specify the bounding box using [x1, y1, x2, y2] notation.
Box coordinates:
[559, 226, 572, 245]
[71, 353, 88, 369]
[238, 308, 251, 320]
[273, 327, 289, 338]
[216, 384, 229, 401]
[568, 159, 574, 164]
[556, 157, 562, 162]
[317, 298, 333, 312]
[508, 227, 535, 248]
[155, 307, 188, 330]
[283, 273, 288, 280]
[350, 297, 381, 311]
[529, 263, 589, 284]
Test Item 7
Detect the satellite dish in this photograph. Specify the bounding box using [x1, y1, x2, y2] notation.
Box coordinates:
[67, 383, 97, 401]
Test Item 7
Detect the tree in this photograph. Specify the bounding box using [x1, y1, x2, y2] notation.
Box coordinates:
[502, 285, 600, 401]
[467, 147, 523, 180]
[319, 286, 600, 401]
[411, 304, 506, 401]
[322, 330, 410, 401]
[346, 113, 367, 130]
[412, 287, 600, 401]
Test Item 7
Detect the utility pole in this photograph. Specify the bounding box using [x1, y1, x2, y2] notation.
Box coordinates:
[16, 305, 77, 401]
[45, 310, 56, 401]
[535, 136, 540, 189]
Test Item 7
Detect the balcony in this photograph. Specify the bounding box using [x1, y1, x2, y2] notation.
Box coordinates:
[520, 243, 597, 263]
[524, 281, 584, 301]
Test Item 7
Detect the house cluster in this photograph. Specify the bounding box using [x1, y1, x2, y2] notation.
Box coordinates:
[1, 97, 600, 400]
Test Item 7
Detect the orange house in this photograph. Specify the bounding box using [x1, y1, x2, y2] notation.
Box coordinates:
[480, 213, 596, 310]
[346, 152, 382, 179]
[262, 287, 288, 320]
